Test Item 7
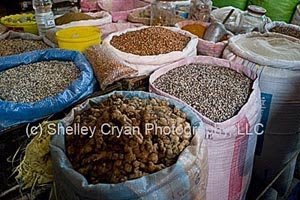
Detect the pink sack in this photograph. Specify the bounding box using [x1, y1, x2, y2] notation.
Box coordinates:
[80, 0, 100, 12]
[176, 21, 229, 58]
[97, 0, 150, 22]
[149, 56, 261, 200]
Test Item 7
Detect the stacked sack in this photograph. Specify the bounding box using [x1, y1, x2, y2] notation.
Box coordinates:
[149, 56, 261, 200]
[102, 26, 198, 76]
[223, 32, 300, 197]
[51, 91, 208, 200]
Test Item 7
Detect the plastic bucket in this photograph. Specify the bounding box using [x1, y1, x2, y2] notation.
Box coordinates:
[56, 26, 101, 52]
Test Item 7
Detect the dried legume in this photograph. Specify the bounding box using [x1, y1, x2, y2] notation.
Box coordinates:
[153, 64, 253, 122]
[0, 39, 49, 57]
[0, 60, 80, 102]
[110, 27, 190, 56]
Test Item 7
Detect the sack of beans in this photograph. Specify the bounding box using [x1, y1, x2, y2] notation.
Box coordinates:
[0, 31, 53, 57]
[176, 20, 229, 58]
[97, 0, 150, 22]
[55, 11, 112, 29]
[149, 56, 261, 200]
[223, 32, 300, 196]
[265, 22, 300, 40]
[51, 91, 208, 200]
[0, 49, 96, 131]
[85, 45, 137, 90]
[103, 26, 198, 76]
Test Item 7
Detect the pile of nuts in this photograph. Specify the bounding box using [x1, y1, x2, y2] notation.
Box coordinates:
[0, 60, 80, 102]
[0, 39, 49, 57]
[271, 26, 300, 39]
[110, 27, 190, 56]
[66, 95, 193, 184]
[153, 64, 253, 122]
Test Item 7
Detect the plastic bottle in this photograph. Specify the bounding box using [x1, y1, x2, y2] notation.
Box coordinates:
[32, 0, 56, 36]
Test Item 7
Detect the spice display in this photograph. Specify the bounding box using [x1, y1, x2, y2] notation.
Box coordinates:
[0, 39, 49, 56]
[110, 27, 190, 56]
[270, 26, 300, 39]
[0, 60, 80, 102]
[66, 95, 193, 184]
[182, 24, 206, 38]
[55, 12, 96, 25]
[153, 64, 253, 122]
[85, 46, 137, 90]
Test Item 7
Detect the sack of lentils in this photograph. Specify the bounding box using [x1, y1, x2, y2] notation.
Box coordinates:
[149, 56, 261, 200]
[265, 22, 300, 40]
[51, 91, 208, 200]
[223, 32, 300, 196]
[103, 26, 198, 76]
[0, 31, 53, 57]
[0, 49, 96, 131]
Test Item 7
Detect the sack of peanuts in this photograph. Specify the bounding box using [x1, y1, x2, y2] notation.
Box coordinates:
[51, 91, 208, 200]
[103, 26, 198, 76]
[0, 49, 96, 131]
[55, 11, 112, 29]
[176, 20, 229, 58]
[97, 0, 150, 22]
[85, 45, 137, 90]
[223, 32, 300, 196]
[149, 56, 261, 200]
[265, 21, 300, 40]
[0, 31, 55, 57]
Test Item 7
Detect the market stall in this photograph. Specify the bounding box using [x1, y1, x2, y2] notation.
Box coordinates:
[0, 0, 300, 200]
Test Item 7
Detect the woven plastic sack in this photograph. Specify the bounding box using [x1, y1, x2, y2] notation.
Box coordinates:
[0, 49, 96, 131]
[265, 21, 300, 40]
[223, 32, 300, 196]
[175, 20, 228, 58]
[249, 0, 299, 23]
[103, 26, 198, 76]
[0, 30, 56, 48]
[97, 0, 150, 22]
[51, 91, 208, 200]
[0, 24, 7, 35]
[56, 11, 112, 29]
[292, 5, 300, 26]
[213, 0, 248, 10]
[149, 56, 261, 200]
[85, 45, 137, 90]
[80, 0, 100, 12]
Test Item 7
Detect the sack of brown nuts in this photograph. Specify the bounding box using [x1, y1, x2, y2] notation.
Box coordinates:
[85, 45, 138, 90]
[103, 26, 198, 76]
[51, 91, 208, 200]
